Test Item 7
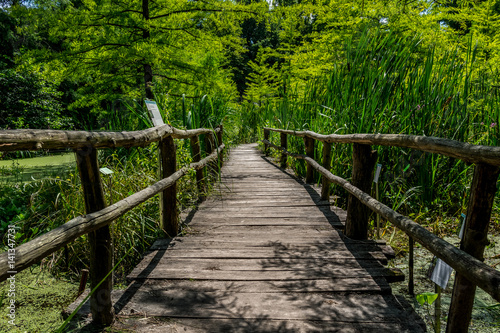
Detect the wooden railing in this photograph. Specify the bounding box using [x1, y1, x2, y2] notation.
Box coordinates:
[263, 127, 500, 333]
[0, 124, 224, 325]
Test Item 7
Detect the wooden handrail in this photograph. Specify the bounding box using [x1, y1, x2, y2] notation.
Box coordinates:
[264, 125, 500, 332]
[0, 144, 224, 283]
[263, 139, 500, 301]
[0, 123, 224, 326]
[264, 127, 500, 166]
[0, 125, 220, 151]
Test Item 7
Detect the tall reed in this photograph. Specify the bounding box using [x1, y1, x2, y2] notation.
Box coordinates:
[239, 29, 499, 226]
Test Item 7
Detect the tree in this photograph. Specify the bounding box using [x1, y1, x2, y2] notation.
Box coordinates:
[0, 67, 71, 130]
[46, 0, 264, 110]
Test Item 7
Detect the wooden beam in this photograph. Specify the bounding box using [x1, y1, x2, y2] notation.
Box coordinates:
[0, 145, 223, 283]
[321, 142, 332, 200]
[0, 126, 221, 152]
[264, 129, 270, 156]
[190, 136, 205, 202]
[280, 133, 287, 169]
[446, 163, 500, 333]
[75, 147, 114, 326]
[159, 136, 178, 237]
[304, 136, 315, 183]
[345, 144, 378, 240]
[205, 131, 216, 179]
[409, 236, 414, 296]
[263, 127, 500, 167]
[217, 125, 224, 168]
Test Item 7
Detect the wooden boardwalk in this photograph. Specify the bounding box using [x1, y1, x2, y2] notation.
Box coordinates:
[73, 143, 426, 332]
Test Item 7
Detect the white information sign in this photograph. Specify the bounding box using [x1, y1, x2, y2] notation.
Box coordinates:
[145, 100, 164, 127]
[99, 167, 114, 175]
[374, 164, 382, 183]
[459, 213, 466, 240]
[429, 258, 453, 289]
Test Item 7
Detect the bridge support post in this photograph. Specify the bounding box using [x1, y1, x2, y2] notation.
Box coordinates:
[205, 131, 216, 179]
[446, 163, 500, 333]
[345, 143, 378, 240]
[280, 132, 287, 168]
[304, 136, 315, 183]
[75, 146, 114, 326]
[216, 125, 224, 167]
[263, 129, 270, 156]
[321, 142, 332, 200]
[190, 135, 205, 202]
[160, 136, 178, 237]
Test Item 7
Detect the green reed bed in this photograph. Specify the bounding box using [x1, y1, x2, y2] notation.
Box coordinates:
[248, 29, 499, 232]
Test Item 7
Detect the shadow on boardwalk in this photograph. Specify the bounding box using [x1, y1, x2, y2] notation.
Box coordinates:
[66, 144, 425, 332]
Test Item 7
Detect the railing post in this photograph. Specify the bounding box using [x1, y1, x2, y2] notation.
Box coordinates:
[304, 136, 315, 183]
[446, 163, 500, 333]
[280, 132, 287, 168]
[205, 131, 216, 179]
[409, 236, 414, 296]
[263, 128, 270, 156]
[75, 146, 114, 326]
[345, 143, 378, 240]
[321, 142, 332, 200]
[159, 136, 178, 237]
[190, 135, 205, 202]
[216, 125, 224, 167]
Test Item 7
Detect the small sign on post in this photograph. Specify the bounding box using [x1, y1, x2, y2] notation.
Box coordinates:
[145, 100, 164, 127]
[99, 167, 114, 175]
[99, 167, 114, 204]
[458, 213, 466, 239]
[374, 163, 382, 238]
[374, 163, 382, 184]
[428, 256, 453, 289]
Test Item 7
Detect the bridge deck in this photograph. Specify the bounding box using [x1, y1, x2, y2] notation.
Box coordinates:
[72, 143, 426, 332]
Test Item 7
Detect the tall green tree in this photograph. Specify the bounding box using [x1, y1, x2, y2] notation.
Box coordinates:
[46, 0, 264, 110]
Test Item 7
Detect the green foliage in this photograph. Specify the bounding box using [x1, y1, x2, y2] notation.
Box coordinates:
[42, 0, 262, 110]
[0, 269, 77, 333]
[416, 292, 439, 306]
[0, 67, 72, 130]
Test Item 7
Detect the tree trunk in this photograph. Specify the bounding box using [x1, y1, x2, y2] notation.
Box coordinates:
[142, 0, 153, 99]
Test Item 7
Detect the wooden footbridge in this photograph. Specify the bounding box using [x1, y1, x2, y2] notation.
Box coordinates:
[1, 124, 500, 333]
[107, 142, 423, 332]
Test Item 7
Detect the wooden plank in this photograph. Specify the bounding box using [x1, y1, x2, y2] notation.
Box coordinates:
[111, 290, 417, 322]
[151, 237, 388, 248]
[128, 248, 389, 260]
[182, 225, 343, 235]
[110, 317, 424, 333]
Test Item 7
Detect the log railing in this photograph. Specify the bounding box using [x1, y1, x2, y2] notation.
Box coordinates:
[0, 124, 224, 326]
[263, 127, 500, 333]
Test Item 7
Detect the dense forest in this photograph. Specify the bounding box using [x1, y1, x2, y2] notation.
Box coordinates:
[1, 0, 499, 132]
[1, 0, 500, 331]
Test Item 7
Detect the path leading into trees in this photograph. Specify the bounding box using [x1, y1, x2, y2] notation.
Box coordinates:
[73, 143, 426, 332]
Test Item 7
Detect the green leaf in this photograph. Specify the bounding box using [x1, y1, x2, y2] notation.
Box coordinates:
[416, 292, 439, 306]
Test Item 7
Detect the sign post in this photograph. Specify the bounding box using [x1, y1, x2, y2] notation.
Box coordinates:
[373, 164, 382, 238]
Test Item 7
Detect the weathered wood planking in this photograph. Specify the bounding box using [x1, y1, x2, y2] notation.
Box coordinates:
[70, 143, 425, 332]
